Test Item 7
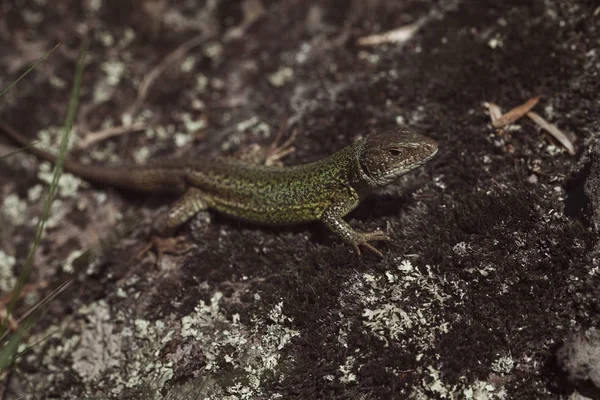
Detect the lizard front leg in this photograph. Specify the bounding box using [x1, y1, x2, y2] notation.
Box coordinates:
[138, 187, 210, 264]
[321, 188, 391, 257]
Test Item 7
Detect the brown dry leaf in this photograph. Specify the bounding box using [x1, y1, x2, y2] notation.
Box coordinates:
[526, 111, 576, 155]
[484, 102, 504, 125]
[357, 18, 426, 46]
[492, 96, 540, 128]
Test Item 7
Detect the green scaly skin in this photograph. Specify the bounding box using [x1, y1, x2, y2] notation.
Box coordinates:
[0, 123, 438, 257]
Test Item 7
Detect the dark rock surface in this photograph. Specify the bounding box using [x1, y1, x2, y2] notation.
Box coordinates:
[557, 328, 600, 398]
[0, 0, 598, 399]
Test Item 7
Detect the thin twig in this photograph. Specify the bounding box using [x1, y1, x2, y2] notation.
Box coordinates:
[77, 123, 148, 149]
[14, 280, 73, 330]
[126, 33, 209, 119]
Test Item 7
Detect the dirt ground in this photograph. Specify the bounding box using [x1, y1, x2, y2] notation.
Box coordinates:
[0, 0, 599, 399]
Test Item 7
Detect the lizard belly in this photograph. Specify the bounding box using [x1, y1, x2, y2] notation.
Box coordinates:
[207, 196, 331, 225]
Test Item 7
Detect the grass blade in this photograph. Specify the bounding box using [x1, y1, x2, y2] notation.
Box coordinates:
[0, 44, 60, 99]
[0, 47, 87, 368]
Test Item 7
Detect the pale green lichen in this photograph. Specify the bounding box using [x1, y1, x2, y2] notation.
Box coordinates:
[177, 293, 299, 399]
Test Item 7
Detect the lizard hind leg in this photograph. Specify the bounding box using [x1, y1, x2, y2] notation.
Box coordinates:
[137, 187, 210, 265]
[233, 125, 297, 166]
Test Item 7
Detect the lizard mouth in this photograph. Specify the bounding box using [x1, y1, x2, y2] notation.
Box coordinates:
[364, 146, 438, 185]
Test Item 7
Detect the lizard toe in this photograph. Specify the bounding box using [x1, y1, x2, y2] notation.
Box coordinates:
[137, 235, 193, 266]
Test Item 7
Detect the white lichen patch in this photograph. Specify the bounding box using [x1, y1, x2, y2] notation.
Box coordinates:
[27, 184, 44, 203]
[23, 298, 176, 399]
[452, 241, 471, 256]
[410, 366, 507, 399]
[463, 380, 507, 399]
[46, 199, 71, 229]
[101, 61, 126, 86]
[357, 261, 451, 347]
[37, 126, 76, 151]
[62, 249, 85, 273]
[2, 193, 27, 225]
[22, 289, 297, 398]
[0, 250, 17, 293]
[93, 59, 125, 103]
[178, 293, 299, 399]
[336, 258, 466, 394]
[338, 355, 357, 383]
[490, 354, 514, 374]
[37, 162, 87, 198]
[180, 55, 196, 72]
[71, 300, 124, 381]
[196, 73, 209, 93]
[267, 66, 294, 87]
[179, 112, 207, 135]
[85, 0, 103, 12]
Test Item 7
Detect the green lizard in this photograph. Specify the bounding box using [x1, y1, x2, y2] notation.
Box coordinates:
[0, 123, 438, 259]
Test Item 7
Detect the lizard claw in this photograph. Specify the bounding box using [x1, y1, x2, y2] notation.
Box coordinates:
[137, 236, 193, 266]
[351, 232, 392, 257]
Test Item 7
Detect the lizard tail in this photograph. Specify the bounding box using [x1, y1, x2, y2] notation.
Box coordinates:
[1, 122, 65, 165]
[0, 122, 186, 193]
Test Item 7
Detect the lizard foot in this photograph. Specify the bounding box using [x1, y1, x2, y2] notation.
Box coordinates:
[234, 123, 296, 166]
[137, 236, 193, 266]
[264, 128, 297, 166]
[351, 232, 392, 257]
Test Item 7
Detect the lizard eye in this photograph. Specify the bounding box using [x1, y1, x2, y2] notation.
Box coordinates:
[388, 148, 403, 157]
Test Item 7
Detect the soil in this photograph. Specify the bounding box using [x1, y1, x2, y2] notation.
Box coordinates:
[0, 0, 598, 399]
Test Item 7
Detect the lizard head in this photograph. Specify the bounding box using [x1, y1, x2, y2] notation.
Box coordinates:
[358, 127, 438, 186]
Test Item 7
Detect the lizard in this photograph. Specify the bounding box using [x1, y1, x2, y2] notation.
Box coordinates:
[0, 123, 438, 260]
